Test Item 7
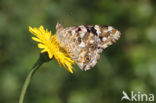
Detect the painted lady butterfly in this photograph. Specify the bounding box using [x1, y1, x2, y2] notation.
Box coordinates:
[56, 23, 120, 71]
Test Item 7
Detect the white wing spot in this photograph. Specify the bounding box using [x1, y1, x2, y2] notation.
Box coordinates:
[90, 40, 94, 43]
[72, 30, 75, 36]
[114, 31, 120, 39]
[102, 44, 108, 48]
[94, 25, 101, 35]
[80, 25, 87, 32]
[108, 26, 113, 31]
[79, 42, 85, 48]
[102, 37, 107, 41]
[80, 33, 85, 38]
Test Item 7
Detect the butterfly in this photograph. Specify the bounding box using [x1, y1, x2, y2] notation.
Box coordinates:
[56, 23, 120, 71]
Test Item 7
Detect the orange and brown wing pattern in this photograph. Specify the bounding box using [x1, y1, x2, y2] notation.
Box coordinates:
[56, 23, 120, 71]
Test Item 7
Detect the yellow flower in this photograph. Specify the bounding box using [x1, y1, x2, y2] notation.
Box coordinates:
[29, 26, 75, 73]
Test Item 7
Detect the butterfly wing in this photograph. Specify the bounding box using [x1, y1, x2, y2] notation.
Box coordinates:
[56, 24, 120, 71]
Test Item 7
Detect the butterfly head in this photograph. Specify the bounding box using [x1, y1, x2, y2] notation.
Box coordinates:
[56, 22, 64, 32]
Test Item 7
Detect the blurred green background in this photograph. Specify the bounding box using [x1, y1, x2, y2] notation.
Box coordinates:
[0, 0, 156, 103]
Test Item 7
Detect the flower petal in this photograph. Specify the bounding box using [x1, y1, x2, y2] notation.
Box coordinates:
[38, 43, 46, 49]
[32, 37, 41, 42]
[41, 49, 47, 53]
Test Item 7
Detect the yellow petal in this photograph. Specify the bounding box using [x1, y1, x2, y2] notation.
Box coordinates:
[66, 65, 74, 74]
[38, 43, 46, 49]
[32, 37, 41, 42]
[29, 27, 39, 37]
[29, 26, 34, 34]
[39, 26, 44, 30]
[41, 49, 47, 53]
[47, 51, 53, 59]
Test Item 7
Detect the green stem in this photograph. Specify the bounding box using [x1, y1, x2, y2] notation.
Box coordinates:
[19, 53, 51, 103]
[19, 58, 43, 103]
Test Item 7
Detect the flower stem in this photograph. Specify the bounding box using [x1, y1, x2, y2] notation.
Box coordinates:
[19, 53, 52, 103]
[19, 59, 43, 103]
[19, 62, 42, 103]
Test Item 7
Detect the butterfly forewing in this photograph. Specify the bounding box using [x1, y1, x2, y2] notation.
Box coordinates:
[56, 24, 120, 71]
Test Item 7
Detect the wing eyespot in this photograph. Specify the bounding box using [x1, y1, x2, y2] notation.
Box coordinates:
[84, 55, 91, 63]
[89, 44, 97, 50]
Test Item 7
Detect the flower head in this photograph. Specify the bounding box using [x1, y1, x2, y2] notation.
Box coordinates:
[29, 26, 75, 73]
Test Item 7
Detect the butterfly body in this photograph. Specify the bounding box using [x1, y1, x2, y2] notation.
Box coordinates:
[56, 23, 120, 71]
